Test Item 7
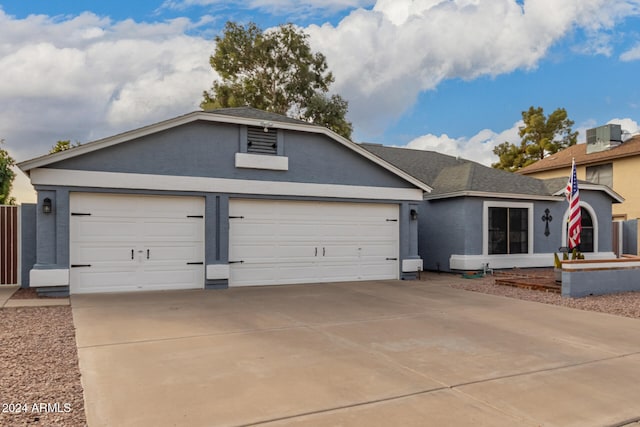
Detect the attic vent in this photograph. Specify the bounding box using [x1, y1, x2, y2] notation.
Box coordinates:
[247, 127, 277, 155]
[586, 124, 622, 154]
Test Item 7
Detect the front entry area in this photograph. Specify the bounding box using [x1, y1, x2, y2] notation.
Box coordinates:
[69, 193, 204, 294]
[228, 199, 399, 286]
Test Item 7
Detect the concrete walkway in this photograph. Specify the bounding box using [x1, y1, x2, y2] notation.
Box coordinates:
[0, 285, 70, 308]
[0, 285, 18, 307]
[72, 275, 640, 427]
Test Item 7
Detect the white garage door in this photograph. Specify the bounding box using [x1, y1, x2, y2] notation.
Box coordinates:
[70, 193, 205, 294]
[229, 199, 399, 286]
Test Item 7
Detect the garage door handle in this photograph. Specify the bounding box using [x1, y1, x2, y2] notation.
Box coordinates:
[187, 262, 203, 265]
[315, 247, 318, 256]
[229, 260, 244, 264]
[323, 247, 326, 256]
[71, 264, 92, 268]
[386, 257, 398, 261]
[131, 249, 134, 260]
[147, 249, 150, 259]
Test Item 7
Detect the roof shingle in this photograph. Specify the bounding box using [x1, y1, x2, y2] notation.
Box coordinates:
[361, 144, 554, 197]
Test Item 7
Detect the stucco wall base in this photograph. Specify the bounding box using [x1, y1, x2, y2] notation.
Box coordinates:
[450, 252, 616, 272]
[562, 257, 640, 297]
[205, 280, 229, 289]
[36, 286, 70, 297]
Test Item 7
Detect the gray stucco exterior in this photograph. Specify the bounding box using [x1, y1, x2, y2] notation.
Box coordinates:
[49, 122, 414, 189]
[419, 190, 616, 273]
[20, 204, 36, 288]
[20, 110, 426, 293]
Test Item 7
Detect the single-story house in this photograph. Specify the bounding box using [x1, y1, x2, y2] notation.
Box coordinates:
[18, 108, 623, 295]
[18, 108, 429, 295]
[361, 144, 623, 272]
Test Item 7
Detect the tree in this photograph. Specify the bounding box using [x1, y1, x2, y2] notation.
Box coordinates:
[0, 139, 16, 205]
[492, 106, 578, 171]
[50, 140, 77, 154]
[202, 21, 353, 139]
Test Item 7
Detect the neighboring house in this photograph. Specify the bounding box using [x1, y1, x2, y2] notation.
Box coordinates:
[518, 124, 640, 222]
[18, 108, 429, 295]
[362, 144, 622, 272]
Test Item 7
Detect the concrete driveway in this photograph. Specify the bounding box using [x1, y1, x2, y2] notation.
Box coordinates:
[71, 274, 640, 427]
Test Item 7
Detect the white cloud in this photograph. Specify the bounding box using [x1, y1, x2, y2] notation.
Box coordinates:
[607, 118, 640, 138]
[620, 43, 640, 61]
[305, 0, 640, 136]
[402, 116, 640, 169]
[404, 121, 523, 166]
[0, 10, 214, 158]
[0, 10, 216, 203]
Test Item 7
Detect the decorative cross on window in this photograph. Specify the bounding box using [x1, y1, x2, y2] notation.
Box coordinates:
[541, 208, 553, 237]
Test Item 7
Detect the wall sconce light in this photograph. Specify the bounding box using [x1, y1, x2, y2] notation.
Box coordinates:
[43, 198, 52, 214]
[410, 209, 418, 220]
[260, 121, 274, 133]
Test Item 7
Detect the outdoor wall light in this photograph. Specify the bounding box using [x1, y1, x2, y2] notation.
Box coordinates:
[410, 209, 418, 220]
[260, 121, 274, 132]
[42, 198, 52, 214]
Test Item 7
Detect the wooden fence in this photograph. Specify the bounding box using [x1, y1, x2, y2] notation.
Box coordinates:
[1, 205, 19, 285]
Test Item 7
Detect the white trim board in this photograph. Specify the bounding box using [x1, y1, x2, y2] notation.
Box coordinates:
[235, 153, 289, 171]
[30, 168, 424, 201]
[482, 201, 534, 256]
[30, 269, 69, 287]
[450, 252, 616, 271]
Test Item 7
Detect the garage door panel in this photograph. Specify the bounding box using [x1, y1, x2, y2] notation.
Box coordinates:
[143, 244, 203, 263]
[73, 245, 137, 264]
[361, 245, 397, 257]
[72, 269, 140, 294]
[141, 266, 203, 290]
[229, 199, 399, 286]
[232, 244, 317, 261]
[74, 220, 139, 242]
[70, 193, 204, 294]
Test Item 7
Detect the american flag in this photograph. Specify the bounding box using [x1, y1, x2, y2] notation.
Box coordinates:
[565, 158, 581, 249]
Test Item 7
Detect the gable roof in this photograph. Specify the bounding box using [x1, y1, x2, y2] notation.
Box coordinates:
[361, 144, 555, 200]
[18, 108, 431, 193]
[541, 176, 624, 202]
[361, 144, 623, 202]
[518, 134, 640, 174]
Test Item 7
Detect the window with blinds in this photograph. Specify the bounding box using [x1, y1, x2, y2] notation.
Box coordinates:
[585, 163, 613, 188]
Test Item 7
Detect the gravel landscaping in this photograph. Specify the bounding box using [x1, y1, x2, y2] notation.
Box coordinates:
[438, 272, 640, 319]
[0, 306, 86, 427]
[1, 274, 638, 427]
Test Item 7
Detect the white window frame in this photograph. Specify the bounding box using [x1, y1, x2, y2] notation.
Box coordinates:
[562, 201, 598, 252]
[483, 201, 534, 256]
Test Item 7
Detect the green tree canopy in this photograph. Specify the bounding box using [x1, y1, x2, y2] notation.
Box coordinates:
[202, 21, 353, 139]
[0, 139, 16, 205]
[492, 106, 578, 171]
[50, 140, 78, 154]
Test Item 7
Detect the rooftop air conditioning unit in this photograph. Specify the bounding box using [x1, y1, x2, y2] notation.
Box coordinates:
[586, 124, 622, 154]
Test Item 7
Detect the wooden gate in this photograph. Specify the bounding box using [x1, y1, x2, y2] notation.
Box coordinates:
[1, 205, 19, 285]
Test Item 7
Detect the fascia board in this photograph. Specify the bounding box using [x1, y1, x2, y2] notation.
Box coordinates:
[424, 191, 564, 201]
[551, 183, 624, 203]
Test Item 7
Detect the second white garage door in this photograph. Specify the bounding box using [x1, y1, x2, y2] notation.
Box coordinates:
[70, 193, 205, 294]
[228, 199, 399, 286]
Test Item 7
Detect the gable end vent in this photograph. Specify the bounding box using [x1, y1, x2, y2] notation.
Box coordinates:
[247, 127, 277, 155]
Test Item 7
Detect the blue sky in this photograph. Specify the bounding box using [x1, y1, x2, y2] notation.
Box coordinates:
[2, 0, 640, 202]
